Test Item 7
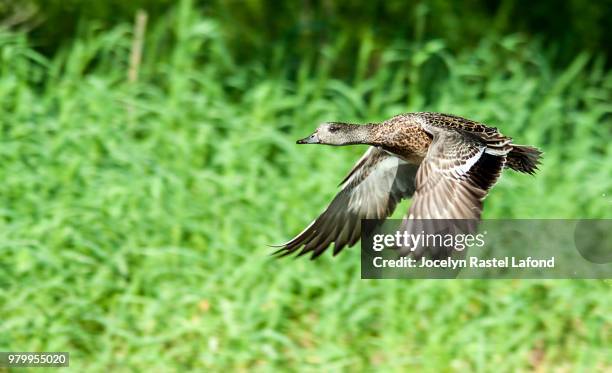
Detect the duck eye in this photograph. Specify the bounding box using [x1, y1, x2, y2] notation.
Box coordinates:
[328, 126, 339, 133]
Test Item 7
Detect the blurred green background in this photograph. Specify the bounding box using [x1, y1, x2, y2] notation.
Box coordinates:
[0, 0, 611, 371]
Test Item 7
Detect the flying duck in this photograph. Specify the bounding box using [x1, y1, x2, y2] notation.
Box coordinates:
[274, 112, 541, 259]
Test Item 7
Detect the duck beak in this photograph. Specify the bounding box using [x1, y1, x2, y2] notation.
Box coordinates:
[297, 133, 319, 144]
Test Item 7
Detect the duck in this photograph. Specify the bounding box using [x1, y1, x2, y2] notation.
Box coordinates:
[274, 112, 542, 259]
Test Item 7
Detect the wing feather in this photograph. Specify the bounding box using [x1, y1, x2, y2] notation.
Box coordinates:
[273, 147, 418, 259]
[399, 125, 507, 256]
[407, 126, 506, 220]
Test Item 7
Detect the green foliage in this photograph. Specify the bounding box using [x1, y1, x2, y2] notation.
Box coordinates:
[0, 1, 611, 371]
[2, 0, 612, 67]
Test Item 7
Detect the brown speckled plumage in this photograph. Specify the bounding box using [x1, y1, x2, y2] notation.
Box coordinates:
[275, 112, 542, 259]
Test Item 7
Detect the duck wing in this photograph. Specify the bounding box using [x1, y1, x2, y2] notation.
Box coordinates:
[273, 147, 418, 259]
[406, 124, 508, 221]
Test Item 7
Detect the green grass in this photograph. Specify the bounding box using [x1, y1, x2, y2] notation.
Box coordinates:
[0, 4, 611, 372]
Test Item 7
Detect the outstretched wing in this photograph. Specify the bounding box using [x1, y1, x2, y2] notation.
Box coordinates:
[398, 126, 509, 258]
[407, 128, 507, 220]
[274, 147, 418, 259]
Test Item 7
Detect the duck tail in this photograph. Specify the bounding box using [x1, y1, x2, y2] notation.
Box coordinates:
[506, 144, 542, 175]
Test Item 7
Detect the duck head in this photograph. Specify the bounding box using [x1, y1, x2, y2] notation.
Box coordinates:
[297, 122, 367, 145]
